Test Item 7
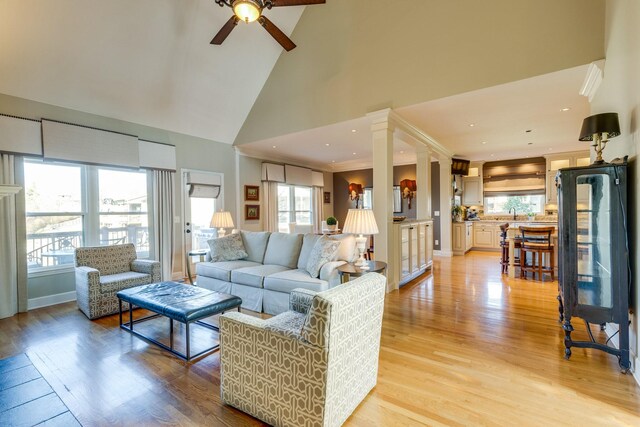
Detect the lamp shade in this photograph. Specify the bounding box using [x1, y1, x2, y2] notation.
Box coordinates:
[210, 211, 235, 229]
[400, 179, 416, 192]
[348, 183, 362, 196]
[342, 209, 379, 235]
[579, 113, 621, 141]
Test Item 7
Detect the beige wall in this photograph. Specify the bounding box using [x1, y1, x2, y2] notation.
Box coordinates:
[590, 0, 640, 374]
[236, 0, 605, 144]
[0, 92, 237, 297]
[237, 155, 265, 232]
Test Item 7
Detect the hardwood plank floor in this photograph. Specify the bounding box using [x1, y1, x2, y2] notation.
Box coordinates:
[0, 251, 638, 426]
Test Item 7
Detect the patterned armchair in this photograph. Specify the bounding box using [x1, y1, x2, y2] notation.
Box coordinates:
[219, 272, 387, 427]
[75, 243, 161, 319]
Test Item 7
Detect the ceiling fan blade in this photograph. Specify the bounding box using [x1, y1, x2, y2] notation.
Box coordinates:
[211, 16, 239, 45]
[259, 16, 296, 51]
[269, 0, 326, 6]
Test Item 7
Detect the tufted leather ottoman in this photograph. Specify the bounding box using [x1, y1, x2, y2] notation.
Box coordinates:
[117, 281, 242, 361]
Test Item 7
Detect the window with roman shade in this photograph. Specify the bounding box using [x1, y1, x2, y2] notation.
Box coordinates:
[483, 157, 546, 196]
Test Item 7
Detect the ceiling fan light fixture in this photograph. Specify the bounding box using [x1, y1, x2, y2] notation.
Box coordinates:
[233, 0, 261, 23]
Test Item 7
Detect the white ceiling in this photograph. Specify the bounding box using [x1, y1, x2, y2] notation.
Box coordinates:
[239, 64, 592, 171]
[0, 0, 305, 144]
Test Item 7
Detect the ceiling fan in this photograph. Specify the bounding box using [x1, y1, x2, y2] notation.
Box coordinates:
[211, 0, 326, 51]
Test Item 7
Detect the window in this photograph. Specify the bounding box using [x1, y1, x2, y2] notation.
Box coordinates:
[24, 159, 152, 272]
[98, 168, 150, 257]
[483, 195, 545, 215]
[25, 162, 84, 269]
[277, 184, 312, 232]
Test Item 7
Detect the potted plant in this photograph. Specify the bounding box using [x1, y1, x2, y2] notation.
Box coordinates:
[326, 216, 338, 231]
[451, 205, 463, 222]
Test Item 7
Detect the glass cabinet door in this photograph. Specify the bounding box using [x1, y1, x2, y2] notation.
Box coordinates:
[575, 173, 612, 308]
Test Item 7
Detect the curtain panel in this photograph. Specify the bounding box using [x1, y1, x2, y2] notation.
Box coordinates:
[312, 187, 324, 234]
[262, 181, 279, 232]
[151, 170, 174, 281]
[0, 154, 27, 318]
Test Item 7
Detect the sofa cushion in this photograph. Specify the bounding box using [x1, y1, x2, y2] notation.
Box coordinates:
[240, 231, 271, 263]
[306, 236, 341, 278]
[207, 233, 248, 262]
[196, 260, 261, 282]
[297, 233, 323, 269]
[264, 269, 329, 293]
[263, 232, 303, 269]
[328, 233, 358, 262]
[231, 264, 290, 289]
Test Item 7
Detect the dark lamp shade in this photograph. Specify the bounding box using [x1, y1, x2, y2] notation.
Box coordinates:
[400, 179, 416, 192]
[579, 112, 621, 141]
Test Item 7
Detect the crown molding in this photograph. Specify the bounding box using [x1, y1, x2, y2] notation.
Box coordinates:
[580, 59, 605, 102]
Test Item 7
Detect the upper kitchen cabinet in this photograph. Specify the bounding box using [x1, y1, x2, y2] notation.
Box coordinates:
[544, 151, 590, 205]
[462, 162, 484, 206]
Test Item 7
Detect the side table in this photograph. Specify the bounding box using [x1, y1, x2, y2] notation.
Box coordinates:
[186, 249, 208, 285]
[337, 261, 387, 284]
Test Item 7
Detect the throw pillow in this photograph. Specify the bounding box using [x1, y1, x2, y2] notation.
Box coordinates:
[207, 233, 248, 262]
[328, 233, 358, 262]
[306, 236, 341, 278]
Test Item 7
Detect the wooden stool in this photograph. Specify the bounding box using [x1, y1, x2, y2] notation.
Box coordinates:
[499, 223, 521, 274]
[519, 226, 555, 281]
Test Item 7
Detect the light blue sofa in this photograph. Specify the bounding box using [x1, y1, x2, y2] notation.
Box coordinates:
[196, 231, 355, 315]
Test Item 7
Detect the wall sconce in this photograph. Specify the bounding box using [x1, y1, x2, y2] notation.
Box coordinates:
[400, 179, 416, 209]
[348, 183, 363, 208]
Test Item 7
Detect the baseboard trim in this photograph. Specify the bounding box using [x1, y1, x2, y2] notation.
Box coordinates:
[439, 250, 453, 257]
[28, 291, 76, 310]
[434, 250, 442, 256]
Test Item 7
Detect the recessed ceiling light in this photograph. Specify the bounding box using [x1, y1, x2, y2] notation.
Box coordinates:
[352, 152, 357, 155]
[481, 141, 487, 145]
[526, 129, 532, 133]
[272, 145, 277, 148]
[561, 107, 571, 112]
[527, 142, 533, 145]
[548, 148, 553, 151]
[399, 150, 404, 154]
[332, 160, 335, 163]
[490, 154, 495, 157]
[351, 129, 357, 133]
[325, 143, 330, 146]
[469, 123, 475, 127]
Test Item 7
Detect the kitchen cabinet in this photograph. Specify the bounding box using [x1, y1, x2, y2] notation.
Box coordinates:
[473, 223, 496, 248]
[395, 219, 434, 286]
[453, 222, 473, 255]
[545, 151, 590, 204]
[462, 176, 483, 206]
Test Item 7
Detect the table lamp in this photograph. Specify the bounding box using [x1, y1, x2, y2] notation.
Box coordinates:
[210, 211, 234, 238]
[579, 112, 620, 164]
[342, 208, 379, 270]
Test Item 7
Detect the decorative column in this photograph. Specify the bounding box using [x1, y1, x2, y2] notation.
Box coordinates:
[439, 157, 453, 257]
[368, 109, 395, 291]
[416, 147, 431, 219]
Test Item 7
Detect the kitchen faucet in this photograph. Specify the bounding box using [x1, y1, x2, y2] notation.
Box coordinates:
[509, 207, 516, 220]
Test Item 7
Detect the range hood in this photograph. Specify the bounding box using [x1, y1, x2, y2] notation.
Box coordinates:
[0, 185, 21, 199]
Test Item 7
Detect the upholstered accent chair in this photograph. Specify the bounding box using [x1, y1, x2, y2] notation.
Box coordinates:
[75, 243, 161, 319]
[219, 272, 387, 427]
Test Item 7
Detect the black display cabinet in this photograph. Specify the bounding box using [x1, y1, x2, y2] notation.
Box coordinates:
[556, 161, 630, 372]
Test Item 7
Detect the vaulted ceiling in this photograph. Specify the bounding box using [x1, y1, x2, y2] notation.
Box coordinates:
[0, 0, 306, 144]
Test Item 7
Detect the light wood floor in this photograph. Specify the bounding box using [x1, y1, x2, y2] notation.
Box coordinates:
[1, 251, 638, 426]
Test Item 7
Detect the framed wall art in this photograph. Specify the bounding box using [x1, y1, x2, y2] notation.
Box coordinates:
[245, 185, 259, 201]
[245, 205, 260, 221]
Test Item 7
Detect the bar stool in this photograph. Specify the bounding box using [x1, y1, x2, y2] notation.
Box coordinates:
[499, 223, 521, 274]
[519, 226, 555, 281]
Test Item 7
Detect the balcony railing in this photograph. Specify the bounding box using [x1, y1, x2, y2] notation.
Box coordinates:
[27, 226, 150, 269]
